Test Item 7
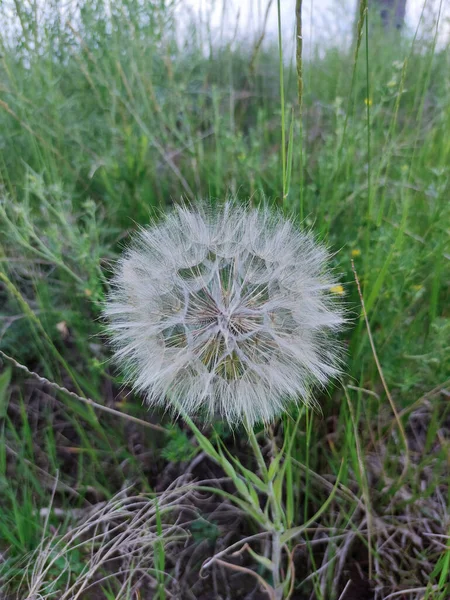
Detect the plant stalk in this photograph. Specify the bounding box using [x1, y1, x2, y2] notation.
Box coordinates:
[271, 528, 283, 600]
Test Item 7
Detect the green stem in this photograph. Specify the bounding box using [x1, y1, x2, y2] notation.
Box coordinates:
[277, 0, 286, 201]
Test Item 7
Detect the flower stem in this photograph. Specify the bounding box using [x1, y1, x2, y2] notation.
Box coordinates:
[271, 528, 283, 600]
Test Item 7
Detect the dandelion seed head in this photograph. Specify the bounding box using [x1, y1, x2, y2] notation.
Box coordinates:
[105, 202, 345, 425]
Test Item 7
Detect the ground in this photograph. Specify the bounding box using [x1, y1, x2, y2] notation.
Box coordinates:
[0, 1, 449, 598]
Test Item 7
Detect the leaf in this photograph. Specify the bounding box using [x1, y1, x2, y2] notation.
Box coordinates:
[280, 460, 345, 544]
[219, 440, 268, 493]
[182, 412, 220, 461]
[0, 366, 12, 419]
[218, 449, 253, 501]
[269, 408, 304, 483]
[161, 427, 199, 462]
[245, 544, 275, 571]
[267, 443, 285, 482]
[248, 484, 260, 509]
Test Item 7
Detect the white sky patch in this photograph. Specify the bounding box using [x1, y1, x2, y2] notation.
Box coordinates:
[2, 0, 448, 58]
[177, 0, 450, 57]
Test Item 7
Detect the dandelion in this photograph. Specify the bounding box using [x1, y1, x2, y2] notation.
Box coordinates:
[105, 202, 345, 426]
[351, 249, 361, 258]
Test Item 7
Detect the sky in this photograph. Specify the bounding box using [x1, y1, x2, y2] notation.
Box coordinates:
[2, 0, 448, 57]
[178, 0, 450, 56]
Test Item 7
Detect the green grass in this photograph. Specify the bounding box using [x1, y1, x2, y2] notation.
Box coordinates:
[0, 1, 449, 598]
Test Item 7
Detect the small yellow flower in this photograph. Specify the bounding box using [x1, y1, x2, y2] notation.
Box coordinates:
[412, 284, 423, 292]
[364, 98, 372, 106]
[84, 288, 92, 297]
[330, 285, 345, 296]
[351, 249, 361, 257]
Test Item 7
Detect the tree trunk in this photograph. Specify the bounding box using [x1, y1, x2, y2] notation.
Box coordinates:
[371, 0, 407, 30]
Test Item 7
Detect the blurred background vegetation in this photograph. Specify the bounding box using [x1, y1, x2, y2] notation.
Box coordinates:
[0, 0, 449, 598]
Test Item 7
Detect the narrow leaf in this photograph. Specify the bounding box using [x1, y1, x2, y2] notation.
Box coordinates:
[280, 460, 345, 544]
[0, 366, 12, 419]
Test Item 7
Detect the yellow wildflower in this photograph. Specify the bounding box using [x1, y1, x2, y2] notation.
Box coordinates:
[351, 249, 361, 257]
[330, 285, 345, 296]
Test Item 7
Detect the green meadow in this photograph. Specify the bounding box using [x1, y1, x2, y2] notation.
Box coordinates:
[0, 1, 449, 598]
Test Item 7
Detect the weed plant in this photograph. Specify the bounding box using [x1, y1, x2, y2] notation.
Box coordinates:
[0, 1, 449, 598]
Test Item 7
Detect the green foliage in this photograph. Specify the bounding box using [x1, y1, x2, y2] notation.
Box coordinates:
[0, 0, 449, 597]
[161, 426, 199, 463]
[189, 517, 220, 544]
[0, 366, 11, 419]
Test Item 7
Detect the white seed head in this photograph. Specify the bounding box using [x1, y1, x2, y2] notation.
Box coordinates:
[105, 202, 345, 425]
